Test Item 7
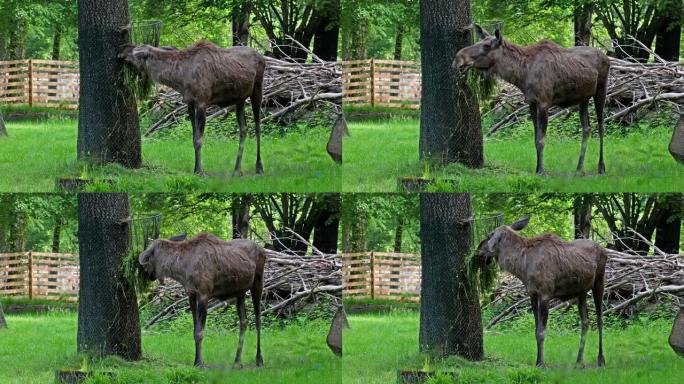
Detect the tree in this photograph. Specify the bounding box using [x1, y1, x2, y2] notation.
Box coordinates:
[0, 109, 6, 136]
[654, 193, 682, 254]
[0, 302, 6, 329]
[419, 0, 483, 167]
[312, 194, 341, 254]
[231, 0, 251, 46]
[419, 193, 483, 359]
[654, 0, 682, 61]
[313, 0, 340, 61]
[231, 194, 252, 239]
[573, 1, 592, 46]
[77, 0, 141, 168]
[573, 194, 593, 239]
[77, 193, 141, 360]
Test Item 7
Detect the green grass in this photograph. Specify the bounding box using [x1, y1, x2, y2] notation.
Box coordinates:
[343, 118, 684, 192]
[0, 119, 340, 192]
[0, 311, 340, 384]
[344, 310, 684, 384]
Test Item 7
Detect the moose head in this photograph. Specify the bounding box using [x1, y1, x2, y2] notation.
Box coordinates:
[453, 24, 503, 72]
[474, 215, 529, 265]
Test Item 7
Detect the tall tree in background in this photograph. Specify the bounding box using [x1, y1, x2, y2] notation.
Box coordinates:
[313, 194, 340, 254]
[313, 0, 340, 61]
[654, 0, 682, 61]
[0, 110, 6, 136]
[573, 1, 592, 46]
[77, 0, 141, 168]
[419, 0, 483, 167]
[77, 193, 141, 360]
[419, 193, 483, 359]
[654, 193, 682, 254]
[341, 194, 369, 252]
[231, 194, 252, 239]
[231, 0, 251, 46]
[573, 194, 594, 239]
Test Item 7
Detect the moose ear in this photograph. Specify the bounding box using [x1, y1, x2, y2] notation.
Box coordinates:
[494, 28, 502, 43]
[474, 24, 490, 40]
[487, 230, 504, 252]
[510, 216, 530, 231]
[138, 243, 155, 265]
[168, 232, 187, 241]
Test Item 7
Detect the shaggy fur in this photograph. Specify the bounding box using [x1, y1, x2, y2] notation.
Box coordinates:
[119, 41, 266, 175]
[475, 216, 608, 367]
[139, 233, 267, 367]
[454, 25, 610, 175]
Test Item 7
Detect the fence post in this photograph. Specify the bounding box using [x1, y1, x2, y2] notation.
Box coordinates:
[369, 59, 375, 107]
[369, 251, 375, 299]
[27, 59, 33, 106]
[27, 252, 33, 299]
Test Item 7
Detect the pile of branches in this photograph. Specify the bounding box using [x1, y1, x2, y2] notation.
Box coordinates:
[141, 231, 342, 329]
[485, 230, 684, 329]
[143, 38, 342, 136]
[486, 37, 684, 135]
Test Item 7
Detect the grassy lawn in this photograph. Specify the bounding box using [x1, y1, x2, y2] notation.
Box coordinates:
[0, 118, 340, 192]
[344, 310, 683, 384]
[0, 311, 340, 384]
[343, 118, 684, 192]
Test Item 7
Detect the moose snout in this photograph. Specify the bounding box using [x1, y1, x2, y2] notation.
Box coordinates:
[452, 52, 471, 72]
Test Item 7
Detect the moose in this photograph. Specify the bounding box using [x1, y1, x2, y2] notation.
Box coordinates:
[474, 216, 608, 367]
[454, 25, 610, 175]
[138, 232, 267, 367]
[119, 40, 266, 176]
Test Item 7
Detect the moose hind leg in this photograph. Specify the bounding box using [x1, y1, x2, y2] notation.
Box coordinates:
[576, 102, 591, 174]
[233, 102, 247, 176]
[251, 281, 264, 366]
[251, 80, 264, 174]
[595, 88, 607, 174]
[593, 282, 606, 366]
[576, 294, 589, 366]
[234, 294, 248, 367]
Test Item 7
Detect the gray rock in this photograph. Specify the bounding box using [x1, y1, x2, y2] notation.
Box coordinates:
[669, 307, 684, 356]
[669, 116, 684, 164]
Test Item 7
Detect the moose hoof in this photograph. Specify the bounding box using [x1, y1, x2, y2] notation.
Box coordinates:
[232, 363, 243, 370]
[597, 357, 606, 367]
[256, 167, 264, 175]
[256, 357, 264, 367]
[232, 170, 244, 177]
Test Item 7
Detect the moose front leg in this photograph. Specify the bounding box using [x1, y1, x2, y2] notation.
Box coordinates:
[193, 296, 208, 367]
[534, 105, 548, 175]
[234, 294, 248, 368]
[576, 102, 591, 175]
[192, 104, 207, 175]
[233, 102, 247, 176]
[535, 297, 549, 367]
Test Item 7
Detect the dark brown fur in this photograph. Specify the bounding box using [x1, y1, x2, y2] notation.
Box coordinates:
[139, 233, 267, 367]
[475, 216, 608, 367]
[454, 26, 610, 175]
[120, 41, 266, 175]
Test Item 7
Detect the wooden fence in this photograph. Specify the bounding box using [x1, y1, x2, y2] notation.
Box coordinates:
[0, 252, 79, 301]
[342, 59, 420, 109]
[0, 59, 79, 109]
[342, 252, 420, 301]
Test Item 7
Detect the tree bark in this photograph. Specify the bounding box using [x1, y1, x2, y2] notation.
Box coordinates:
[0, 110, 6, 136]
[313, 0, 340, 62]
[419, 193, 483, 360]
[77, 193, 141, 360]
[419, 0, 483, 167]
[52, 26, 62, 60]
[231, 194, 252, 239]
[52, 216, 63, 253]
[655, 193, 682, 254]
[0, 302, 6, 328]
[573, 1, 593, 46]
[77, 0, 141, 168]
[313, 194, 340, 254]
[573, 194, 593, 239]
[394, 25, 405, 60]
[232, 1, 251, 46]
[393, 218, 404, 253]
[655, 0, 682, 61]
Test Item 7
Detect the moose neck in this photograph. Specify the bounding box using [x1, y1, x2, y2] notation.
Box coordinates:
[489, 40, 528, 90]
[155, 241, 190, 283]
[496, 231, 528, 283]
[142, 53, 186, 91]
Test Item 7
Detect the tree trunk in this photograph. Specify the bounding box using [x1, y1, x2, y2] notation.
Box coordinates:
[52, 26, 62, 60]
[394, 25, 405, 60]
[419, 0, 483, 167]
[77, 0, 142, 168]
[573, 194, 593, 239]
[419, 193, 483, 359]
[573, 1, 593, 46]
[313, 194, 340, 254]
[231, 194, 252, 239]
[346, 20, 368, 60]
[0, 110, 6, 136]
[0, 302, 6, 328]
[655, 193, 682, 254]
[8, 209, 26, 253]
[77, 193, 141, 360]
[655, 0, 682, 61]
[8, 18, 26, 60]
[393, 218, 404, 253]
[232, 1, 250, 46]
[52, 216, 63, 253]
[313, 0, 340, 62]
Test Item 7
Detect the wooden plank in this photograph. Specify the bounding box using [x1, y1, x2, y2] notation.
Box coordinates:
[30, 59, 77, 66]
[32, 96, 79, 102]
[0, 289, 26, 295]
[32, 102, 79, 109]
[30, 66, 79, 74]
[0, 66, 29, 74]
